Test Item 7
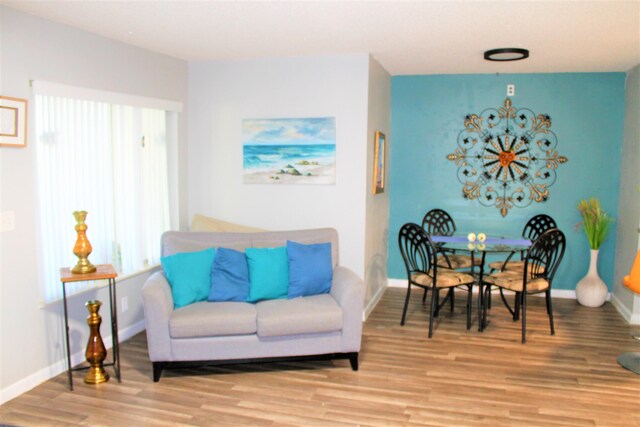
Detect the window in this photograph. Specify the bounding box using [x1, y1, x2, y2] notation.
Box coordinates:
[34, 83, 179, 303]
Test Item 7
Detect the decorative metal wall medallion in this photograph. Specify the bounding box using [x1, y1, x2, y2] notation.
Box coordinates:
[447, 98, 568, 217]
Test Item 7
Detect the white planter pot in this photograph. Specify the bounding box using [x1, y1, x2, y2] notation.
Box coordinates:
[575, 249, 608, 307]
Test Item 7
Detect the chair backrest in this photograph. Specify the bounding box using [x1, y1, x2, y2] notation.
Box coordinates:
[398, 223, 436, 277]
[522, 214, 557, 241]
[525, 228, 566, 284]
[422, 209, 456, 236]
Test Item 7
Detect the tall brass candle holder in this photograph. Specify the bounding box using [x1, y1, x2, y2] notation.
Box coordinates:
[84, 300, 109, 384]
[71, 210, 96, 274]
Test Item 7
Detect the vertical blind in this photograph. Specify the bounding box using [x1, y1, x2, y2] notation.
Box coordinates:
[35, 92, 173, 303]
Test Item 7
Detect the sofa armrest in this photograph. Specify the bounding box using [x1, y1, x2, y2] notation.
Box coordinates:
[142, 271, 174, 361]
[331, 266, 365, 352]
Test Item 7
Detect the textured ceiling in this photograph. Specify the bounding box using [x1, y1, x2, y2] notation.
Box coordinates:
[3, 0, 639, 75]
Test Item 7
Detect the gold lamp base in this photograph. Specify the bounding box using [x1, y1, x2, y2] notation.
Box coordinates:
[84, 367, 110, 384]
[72, 260, 96, 274]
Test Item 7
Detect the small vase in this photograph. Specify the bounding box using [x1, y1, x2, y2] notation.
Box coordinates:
[576, 249, 608, 307]
[71, 210, 96, 274]
[84, 300, 109, 384]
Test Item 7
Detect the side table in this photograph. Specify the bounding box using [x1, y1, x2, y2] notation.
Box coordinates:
[60, 264, 120, 390]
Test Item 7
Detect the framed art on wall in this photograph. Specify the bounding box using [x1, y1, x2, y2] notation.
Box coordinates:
[373, 131, 386, 194]
[242, 117, 336, 185]
[0, 96, 28, 148]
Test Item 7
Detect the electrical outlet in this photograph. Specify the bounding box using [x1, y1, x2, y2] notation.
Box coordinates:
[507, 84, 515, 96]
[121, 296, 128, 313]
[0, 211, 15, 232]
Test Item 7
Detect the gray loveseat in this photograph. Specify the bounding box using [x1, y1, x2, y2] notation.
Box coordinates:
[142, 228, 365, 381]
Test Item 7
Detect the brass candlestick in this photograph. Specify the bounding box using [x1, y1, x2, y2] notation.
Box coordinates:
[84, 300, 109, 384]
[71, 210, 96, 274]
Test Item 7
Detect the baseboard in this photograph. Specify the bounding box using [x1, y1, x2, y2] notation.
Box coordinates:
[364, 282, 388, 321]
[610, 292, 640, 325]
[0, 320, 146, 405]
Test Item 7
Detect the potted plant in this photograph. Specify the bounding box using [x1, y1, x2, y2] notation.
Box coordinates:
[575, 198, 614, 307]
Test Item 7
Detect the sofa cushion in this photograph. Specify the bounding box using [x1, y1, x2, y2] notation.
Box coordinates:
[208, 247, 250, 302]
[287, 240, 332, 298]
[246, 246, 289, 302]
[170, 301, 257, 338]
[256, 294, 342, 337]
[161, 248, 216, 309]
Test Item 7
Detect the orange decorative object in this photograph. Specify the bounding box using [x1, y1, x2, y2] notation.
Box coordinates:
[622, 250, 640, 294]
[71, 211, 96, 274]
[499, 150, 516, 167]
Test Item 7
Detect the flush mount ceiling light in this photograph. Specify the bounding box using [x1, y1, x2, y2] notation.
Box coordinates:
[484, 48, 529, 61]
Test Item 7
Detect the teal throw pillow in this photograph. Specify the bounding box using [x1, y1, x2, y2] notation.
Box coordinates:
[209, 247, 250, 302]
[245, 246, 289, 302]
[161, 248, 216, 309]
[287, 240, 333, 298]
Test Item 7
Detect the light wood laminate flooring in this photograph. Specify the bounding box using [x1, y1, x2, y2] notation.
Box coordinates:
[1, 287, 639, 426]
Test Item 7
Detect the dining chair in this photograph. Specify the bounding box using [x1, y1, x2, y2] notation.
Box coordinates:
[488, 214, 558, 273]
[422, 209, 481, 271]
[481, 228, 566, 343]
[398, 222, 476, 338]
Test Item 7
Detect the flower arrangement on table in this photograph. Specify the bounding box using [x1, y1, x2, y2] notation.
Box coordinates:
[577, 197, 614, 249]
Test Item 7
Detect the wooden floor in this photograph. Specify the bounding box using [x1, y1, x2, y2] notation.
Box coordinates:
[1, 287, 639, 426]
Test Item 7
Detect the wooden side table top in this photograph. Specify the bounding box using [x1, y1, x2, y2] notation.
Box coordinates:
[60, 264, 117, 283]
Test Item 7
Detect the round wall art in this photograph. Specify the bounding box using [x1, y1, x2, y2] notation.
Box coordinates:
[446, 98, 568, 217]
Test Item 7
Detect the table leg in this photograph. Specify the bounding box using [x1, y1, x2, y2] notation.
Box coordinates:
[62, 283, 73, 390]
[109, 278, 121, 382]
[477, 251, 487, 332]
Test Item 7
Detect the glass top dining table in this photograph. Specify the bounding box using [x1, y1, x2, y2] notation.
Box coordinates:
[430, 235, 532, 331]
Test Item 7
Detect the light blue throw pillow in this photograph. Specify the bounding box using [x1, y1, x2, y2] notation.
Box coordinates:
[161, 248, 216, 309]
[245, 246, 289, 302]
[287, 240, 333, 298]
[209, 247, 250, 302]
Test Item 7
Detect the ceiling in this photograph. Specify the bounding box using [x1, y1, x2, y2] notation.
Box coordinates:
[3, 0, 639, 75]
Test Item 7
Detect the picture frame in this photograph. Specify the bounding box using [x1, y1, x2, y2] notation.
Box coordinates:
[0, 96, 28, 148]
[243, 117, 336, 185]
[373, 131, 386, 194]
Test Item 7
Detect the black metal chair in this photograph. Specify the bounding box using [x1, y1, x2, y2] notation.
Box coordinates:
[398, 223, 476, 338]
[488, 214, 558, 273]
[422, 209, 481, 271]
[481, 228, 566, 343]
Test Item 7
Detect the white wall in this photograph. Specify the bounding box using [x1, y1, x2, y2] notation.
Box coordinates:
[0, 7, 188, 402]
[188, 55, 370, 278]
[364, 57, 391, 317]
[612, 64, 640, 324]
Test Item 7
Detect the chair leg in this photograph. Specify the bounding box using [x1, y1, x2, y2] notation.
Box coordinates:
[514, 292, 521, 321]
[434, 288, 440, 318]
[449, 288, 455, 312]
[546, 289, 555, 336]
[422, 288, 428, 303]
[428, 287, 437, 338]
[521, 292, 527, 344]
[401, 284, 412, 326]
[482, 285, 490, 331]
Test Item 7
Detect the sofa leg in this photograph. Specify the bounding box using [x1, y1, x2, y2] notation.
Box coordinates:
[348, 353, 359, 371]
[152, 362, 163, 382]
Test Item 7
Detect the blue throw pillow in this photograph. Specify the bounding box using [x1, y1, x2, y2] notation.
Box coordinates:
[208, 247, 250, 302]
[161, 248, 216, 309]
[245, 246, 289, 302]
[287, 240, 333, 298]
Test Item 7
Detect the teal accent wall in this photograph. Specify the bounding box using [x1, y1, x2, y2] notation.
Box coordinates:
[389, 73, 625, 291]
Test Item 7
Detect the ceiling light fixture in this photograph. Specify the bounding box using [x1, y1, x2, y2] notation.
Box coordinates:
[484, 48, 529, 62]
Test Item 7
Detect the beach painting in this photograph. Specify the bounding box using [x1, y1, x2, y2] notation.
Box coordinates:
[243, 117, 336, 184]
